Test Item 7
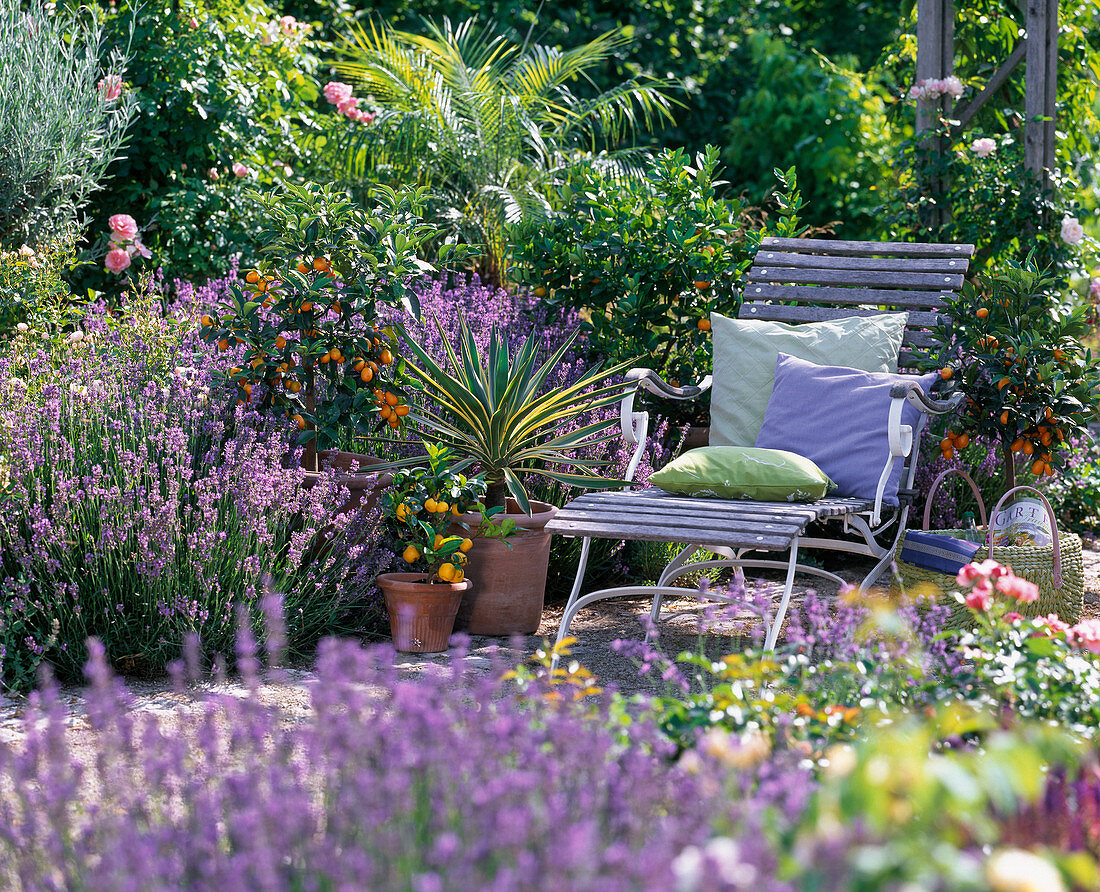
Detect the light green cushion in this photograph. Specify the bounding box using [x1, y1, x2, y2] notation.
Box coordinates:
[649, 446, 835, 502]
[709, 312, 908, 447]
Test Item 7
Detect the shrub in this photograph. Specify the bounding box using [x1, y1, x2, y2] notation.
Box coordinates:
[84, 0, 324, 282]
[721, 31, 894, 232]
[0, 303, 386, 691]
[0, 236, 83, 345]
[925, 260, 1100, 489]
[0, 0, 135, 247]
[507, 147, 805, 406]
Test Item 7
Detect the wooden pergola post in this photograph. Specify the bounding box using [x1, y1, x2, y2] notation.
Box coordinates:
[916, 0, 1059, 198]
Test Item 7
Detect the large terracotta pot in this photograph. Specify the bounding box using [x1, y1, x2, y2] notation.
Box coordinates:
[452, 499, 557, 635]
[302, 450, 391, 519]
[377, 572, 470, 653]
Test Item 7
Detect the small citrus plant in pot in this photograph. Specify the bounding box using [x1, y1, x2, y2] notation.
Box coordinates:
[378, 444, 511, 652]
[198, 183, 472, 514]
[380, 315, 635, 635]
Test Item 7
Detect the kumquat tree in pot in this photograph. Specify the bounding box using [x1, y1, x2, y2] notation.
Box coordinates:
[198, 183, 473, 471]
[928, 260, 1100, 489]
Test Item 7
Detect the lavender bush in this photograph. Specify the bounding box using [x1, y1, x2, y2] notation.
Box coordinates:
[0, 635, 792, 890]
[0, 298, 387, 690]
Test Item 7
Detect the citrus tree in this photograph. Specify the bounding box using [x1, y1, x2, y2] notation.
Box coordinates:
[929, 260, 1100, 489]
[199, 183, 472, 468]
[381, 444, 510, 584]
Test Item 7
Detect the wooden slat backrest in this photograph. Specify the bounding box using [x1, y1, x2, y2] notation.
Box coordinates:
[741, 237, 976, 368]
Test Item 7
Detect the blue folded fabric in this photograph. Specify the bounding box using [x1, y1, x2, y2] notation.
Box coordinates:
[899, 530, 982, 575]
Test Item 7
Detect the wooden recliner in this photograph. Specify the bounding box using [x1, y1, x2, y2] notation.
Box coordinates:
[546, 237, 975, 657]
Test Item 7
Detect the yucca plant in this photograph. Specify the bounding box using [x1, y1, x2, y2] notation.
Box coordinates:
[382, 315, 637, 513]
[330, 17, 675, 285]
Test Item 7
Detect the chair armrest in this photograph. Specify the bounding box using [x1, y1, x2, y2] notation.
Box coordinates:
[619, 369, 713, 483]
[889, 382, 965, 415]
[625, 368, 713, 401]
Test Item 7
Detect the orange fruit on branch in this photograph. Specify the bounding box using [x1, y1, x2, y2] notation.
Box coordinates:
[312, 257, 330, 272]
[697, 318, 711, 331]
[200, 314, 213, 326]
[245, 270, 260, 284]
[939, 367, 953, 380]
[976, 307, 989, 319]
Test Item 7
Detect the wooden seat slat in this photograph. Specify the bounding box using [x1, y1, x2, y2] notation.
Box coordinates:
[751, 251, 969, 273]
[572, 489, 872, 516]
[545, 519, 797, 551]
[555, 501, 808, 532]
[747, 266, 965, 290]
[740, 283, 949, 310]
[740, 304, 939, 329]
[759, 236, 976, 258]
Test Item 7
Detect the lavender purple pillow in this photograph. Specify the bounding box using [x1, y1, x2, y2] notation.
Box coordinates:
[754, 353, 939, 506]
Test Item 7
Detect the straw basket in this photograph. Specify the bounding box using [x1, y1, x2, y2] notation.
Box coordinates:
[893, 482, 1083, 626]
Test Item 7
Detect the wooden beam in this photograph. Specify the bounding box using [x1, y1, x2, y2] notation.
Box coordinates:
[950, 39, 1027, 135]
[916, 0, 954, 133]
[1043, 0, 1058, 173]
[1025, 0, 1058, 180]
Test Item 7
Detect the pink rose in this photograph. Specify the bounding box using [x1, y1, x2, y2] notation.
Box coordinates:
[105, 248, 131, 274]
[208, 167, 219, 180]
[129, 238, 152, 260]
[337, 96, 360, 117]
[279, 15, 297, 35]
[965, 583, 993, 612]
[970, 137, 996, 158]
[324, 81, 354, 105]
[1038, 614, 1070, 635]
[1061, 216, 1084, 245]
[98, 74, 122, 101]
[232, 162, 251, 178]
[996, 573, 1039, 603]
[1005, 612, 1023, 623]
[108, 213, 139, 241]
[1069, 619, 1100, 654]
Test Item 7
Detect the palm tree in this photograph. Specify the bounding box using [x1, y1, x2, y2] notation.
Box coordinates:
[332, 18, 676, 285]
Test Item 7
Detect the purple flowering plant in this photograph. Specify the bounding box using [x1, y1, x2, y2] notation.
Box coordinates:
[0, 296, 387, 691]
[0, 629, 793, 890]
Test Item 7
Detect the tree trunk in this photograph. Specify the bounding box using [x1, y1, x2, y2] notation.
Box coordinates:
[484, 477, 508, 512]
[1002, 436, 1016, 493]
[303, 361, 317, 473]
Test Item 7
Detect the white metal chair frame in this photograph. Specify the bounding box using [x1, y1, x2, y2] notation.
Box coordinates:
[550, 368, 963, 664]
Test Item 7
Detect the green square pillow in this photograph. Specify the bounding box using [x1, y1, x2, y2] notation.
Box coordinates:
[709, 312, 908, 447]
[649, 446, 835, 502]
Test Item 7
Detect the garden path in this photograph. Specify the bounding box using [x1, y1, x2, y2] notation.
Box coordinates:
[2, 539, 1098, 748]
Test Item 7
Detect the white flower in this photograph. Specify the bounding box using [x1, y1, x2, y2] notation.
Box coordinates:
[68, 383, 87, 397]
[1061, 216, 1084, 245]
[986, 849, 1065, 892]
[704, 837, 756, 887]
[672, 845, 704, 892]
[15, 322, 28, 332]
[18, 244, 34, 257]
[970, 137, 997, 158]
[942, 75, 964, 98]
[67, 330, 84, 343]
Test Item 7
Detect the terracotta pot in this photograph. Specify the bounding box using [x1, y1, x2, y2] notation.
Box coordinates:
[452, 499, 557, 635]
[302, 450, 392, 519]
[377, 573, 470, 653]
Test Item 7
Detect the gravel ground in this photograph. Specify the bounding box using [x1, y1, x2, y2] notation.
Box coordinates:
[2, 541, 1099, 745]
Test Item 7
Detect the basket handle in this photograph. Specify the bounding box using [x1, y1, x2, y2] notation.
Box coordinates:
[985, 485, 1062, 588]
[923, 467, 988, 530]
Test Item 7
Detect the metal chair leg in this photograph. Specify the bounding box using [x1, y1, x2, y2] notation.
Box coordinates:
[764, 537, 800, 652]
[551, 537, 592, 670]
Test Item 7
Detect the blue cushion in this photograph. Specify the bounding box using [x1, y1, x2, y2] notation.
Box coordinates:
[900, 530, 982, 575]
[754, 353, 939, 506]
